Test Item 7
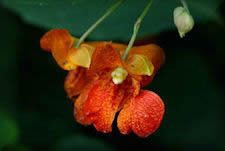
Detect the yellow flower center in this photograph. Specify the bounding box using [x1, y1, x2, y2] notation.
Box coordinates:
[111, 67, 128, 85]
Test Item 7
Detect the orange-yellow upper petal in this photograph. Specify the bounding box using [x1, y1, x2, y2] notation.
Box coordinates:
[40, 29, 77, 70]
[117, 90, 165, 137]
[40, 29, 72, 52]
[40, 29, 95, 70]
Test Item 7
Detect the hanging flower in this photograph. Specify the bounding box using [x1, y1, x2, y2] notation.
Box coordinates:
[40, 29, 165, 137]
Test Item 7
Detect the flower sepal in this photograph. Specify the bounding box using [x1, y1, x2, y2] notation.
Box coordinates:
[125, 54, 154, 76]
[40, 29, 95, 70]
[68, 44, 95, 68]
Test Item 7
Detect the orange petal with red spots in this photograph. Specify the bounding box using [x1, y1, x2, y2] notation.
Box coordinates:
[117, 90, 165, 137]
[74, 83, 96, 125]
[88, 42, 123, 77]
[64, 67, 91, 99]
[82, 77, 124, 133]
[117, 102, 132, 135]
[116, 78, 140, 135]
[117, 77, 140, 111]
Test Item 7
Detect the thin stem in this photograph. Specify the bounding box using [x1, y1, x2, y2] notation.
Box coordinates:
[181, 0, 190, 13]
[75, 0, 123, 48]
[122, 0, 153, 60]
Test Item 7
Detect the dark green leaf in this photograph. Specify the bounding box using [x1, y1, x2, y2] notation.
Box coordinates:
[1, 0, 224, 40]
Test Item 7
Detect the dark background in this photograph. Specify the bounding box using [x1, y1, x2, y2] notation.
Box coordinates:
[0, 1, 225, 151]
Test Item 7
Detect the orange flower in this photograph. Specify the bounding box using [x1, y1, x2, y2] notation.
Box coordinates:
[40, 29, 165, 137]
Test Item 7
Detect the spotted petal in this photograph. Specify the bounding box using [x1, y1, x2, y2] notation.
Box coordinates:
[82, 76, 123, 133]
[74, 75, 140, 133]
[64, 67, 91, 99]
[117, 90, 165, 137]
[88, 42, 123, 77]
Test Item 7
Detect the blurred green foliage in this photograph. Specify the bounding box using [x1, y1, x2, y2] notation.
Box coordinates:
[52, 135, 116, 151]
[0, 113, 19, 148]
[0, 0, 225, 151]
[1, 0, 224, 40]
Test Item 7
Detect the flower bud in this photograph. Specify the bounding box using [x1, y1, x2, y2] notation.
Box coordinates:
[111, 67, 128, 85]
[174, 6, 194, 38]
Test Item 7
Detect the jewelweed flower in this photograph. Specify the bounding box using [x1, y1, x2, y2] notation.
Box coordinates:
[40, 29, 165, 137]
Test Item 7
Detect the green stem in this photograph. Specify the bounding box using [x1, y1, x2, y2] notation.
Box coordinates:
[122, 0, 153, 60]
[75, 0, 124, 48]
[181, 0, 190, 13]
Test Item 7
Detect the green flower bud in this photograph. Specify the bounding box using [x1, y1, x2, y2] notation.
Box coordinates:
[174, 6, 194, 38]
